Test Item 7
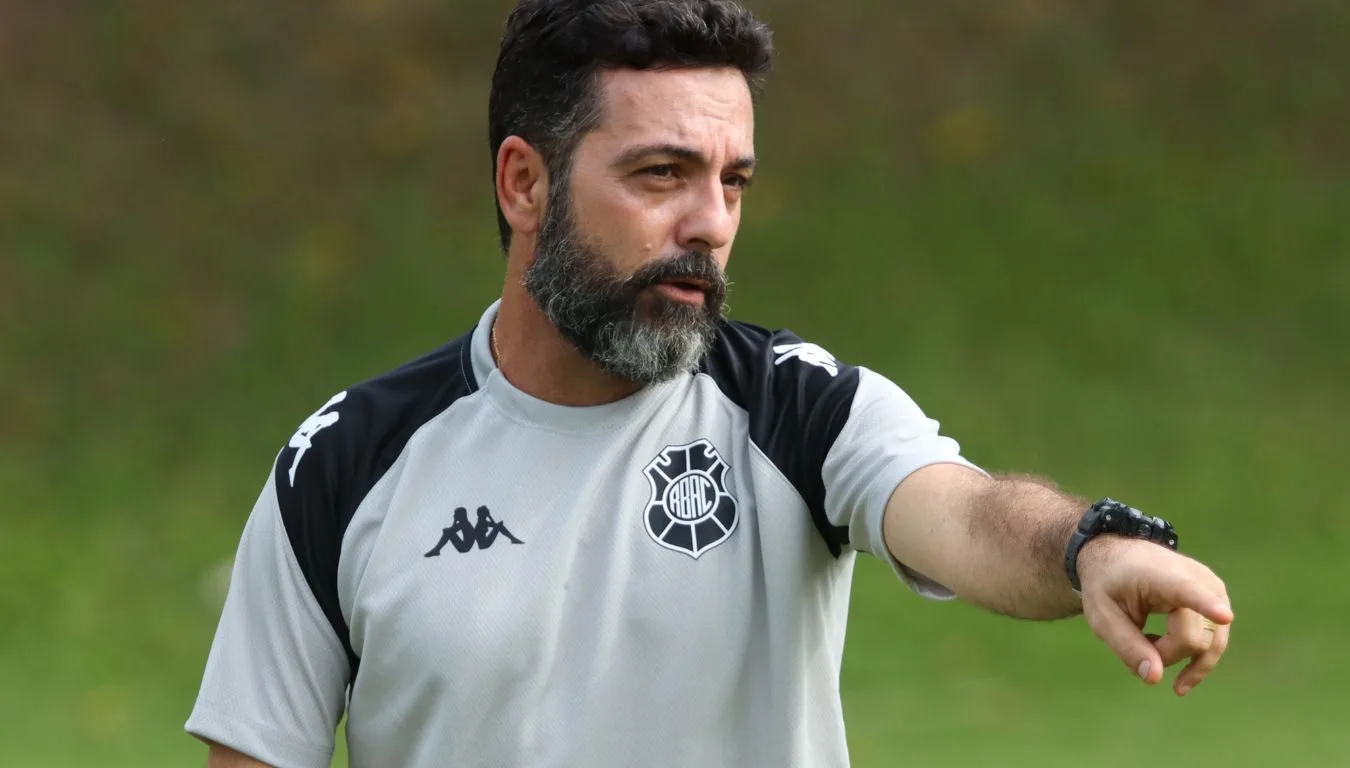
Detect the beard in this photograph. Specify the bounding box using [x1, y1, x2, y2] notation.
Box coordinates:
[522, 186, 728, 385]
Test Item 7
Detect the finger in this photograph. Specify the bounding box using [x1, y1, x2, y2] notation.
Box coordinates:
[1085, 599, 1163, 685]
[1153, 608, 1213, 667]
[1173, 621, 1232, 696]
[1156, 566, 1233, 625]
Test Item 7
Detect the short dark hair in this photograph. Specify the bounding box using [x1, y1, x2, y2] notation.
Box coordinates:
[488, 0, 774, 252]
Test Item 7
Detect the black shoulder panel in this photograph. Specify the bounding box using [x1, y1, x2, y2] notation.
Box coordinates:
[698, 319, 861, 556]
[273, 332, 478, 680]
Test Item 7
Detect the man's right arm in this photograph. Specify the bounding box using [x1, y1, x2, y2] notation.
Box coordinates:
[185, 459, 352, 767]
[205, 741, 274, 768]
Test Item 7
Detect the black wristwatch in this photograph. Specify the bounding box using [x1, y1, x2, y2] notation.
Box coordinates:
[1064, 498, 1178, 592]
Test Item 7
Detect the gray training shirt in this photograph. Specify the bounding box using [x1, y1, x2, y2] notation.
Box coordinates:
[186, 299, 982, 767]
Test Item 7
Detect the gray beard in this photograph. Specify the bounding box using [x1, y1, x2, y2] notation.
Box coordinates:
[522, 184, 727, 385]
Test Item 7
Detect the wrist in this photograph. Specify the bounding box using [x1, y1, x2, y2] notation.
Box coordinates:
[1063, 498, 1178, 593]
[1072, 535, 1125, 592]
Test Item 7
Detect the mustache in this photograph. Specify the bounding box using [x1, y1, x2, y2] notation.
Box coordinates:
[626, 251, 727, 293]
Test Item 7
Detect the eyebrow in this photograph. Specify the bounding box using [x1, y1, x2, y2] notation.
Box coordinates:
[612, 143, 756, 173]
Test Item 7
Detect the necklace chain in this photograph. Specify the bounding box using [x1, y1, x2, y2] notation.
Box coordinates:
[491, 324, 501, 365]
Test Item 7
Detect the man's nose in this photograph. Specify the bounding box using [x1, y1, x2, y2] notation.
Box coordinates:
[676, 180, 738, 254]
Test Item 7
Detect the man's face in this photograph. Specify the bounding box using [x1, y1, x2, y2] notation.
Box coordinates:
[523, 67, 755, 384]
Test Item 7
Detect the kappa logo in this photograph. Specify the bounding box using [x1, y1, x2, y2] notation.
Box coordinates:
[425, 506, 524, 556]
[643, 439, 738, 559]
[772, 342, 839, 377]
[288, 391, 347, 486]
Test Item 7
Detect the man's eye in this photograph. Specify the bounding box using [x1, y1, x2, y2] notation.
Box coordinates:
[724, 174, 753, 190]
[642, 165, 678, 179]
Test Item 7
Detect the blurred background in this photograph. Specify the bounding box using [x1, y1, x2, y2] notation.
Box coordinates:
[3, 0, 1347, 765]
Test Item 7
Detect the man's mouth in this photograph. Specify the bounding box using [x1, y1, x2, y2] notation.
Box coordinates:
[663, 277, 711, 291]
[653, 278, 709, 305]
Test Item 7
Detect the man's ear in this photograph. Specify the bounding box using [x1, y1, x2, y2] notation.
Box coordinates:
[496, 136, 548, 238]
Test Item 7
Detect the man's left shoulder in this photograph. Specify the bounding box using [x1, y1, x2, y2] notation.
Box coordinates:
[699, 319, 860, 410]
[698, 320, 872, 557]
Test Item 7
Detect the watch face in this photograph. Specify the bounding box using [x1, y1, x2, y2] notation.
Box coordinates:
[1097, 502, 1128, 530]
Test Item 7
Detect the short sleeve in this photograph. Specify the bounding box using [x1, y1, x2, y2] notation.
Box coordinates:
[184, 467, 350, 768]
[699, 321, 987, 595]
[821, 368, 986, 599]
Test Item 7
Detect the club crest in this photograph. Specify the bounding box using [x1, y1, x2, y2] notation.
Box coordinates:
[643, 439, 738, 559]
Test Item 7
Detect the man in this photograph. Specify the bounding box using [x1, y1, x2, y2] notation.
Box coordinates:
[186, 1, 1233, 766]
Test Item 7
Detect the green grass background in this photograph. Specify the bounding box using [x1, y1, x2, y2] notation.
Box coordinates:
[3, 1, 1348, 765]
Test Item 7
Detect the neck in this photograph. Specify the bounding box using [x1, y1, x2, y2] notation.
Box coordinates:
[493, 256, 645, 407]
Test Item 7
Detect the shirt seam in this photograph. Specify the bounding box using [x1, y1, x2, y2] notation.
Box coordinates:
[269, 477, 354, 678]
[693, 372, 824, 541]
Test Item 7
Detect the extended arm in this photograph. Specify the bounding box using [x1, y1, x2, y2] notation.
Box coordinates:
[761, 337, 1234, 693]
[883, 463, 1234, 693]
[882, 464, 1089, 619]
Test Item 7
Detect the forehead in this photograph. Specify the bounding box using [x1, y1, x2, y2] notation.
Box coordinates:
[586, 67, 755, 156]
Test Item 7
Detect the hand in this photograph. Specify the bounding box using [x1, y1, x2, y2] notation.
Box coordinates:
[1077, 537, 1233, 695]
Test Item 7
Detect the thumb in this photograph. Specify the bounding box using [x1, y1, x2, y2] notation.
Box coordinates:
[1086, 599, 1165, 685]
